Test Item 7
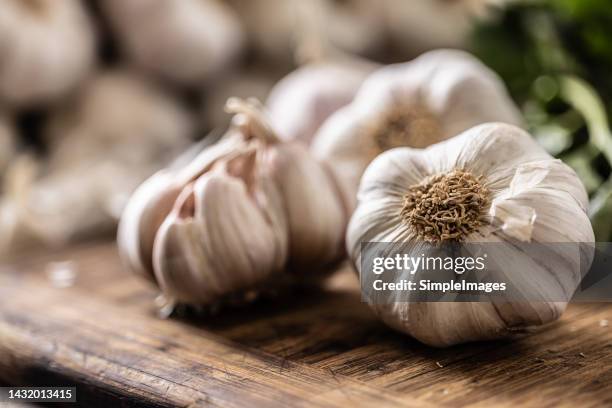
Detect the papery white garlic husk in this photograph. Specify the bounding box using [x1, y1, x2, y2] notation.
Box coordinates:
[0, 0, 95, 107]
[118, 98, 346, 306]
[0, 115, 16, 177]
[382, 0, 506, 56]
[0, 71, 193, 254]
[266, 59, 376, 146]
[347, 123, 595, 347]
[312, 49, 523, 212]
[101, 0, 244, 85]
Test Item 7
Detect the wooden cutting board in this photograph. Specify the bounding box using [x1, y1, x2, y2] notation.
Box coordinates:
[0, 242, 610, 407]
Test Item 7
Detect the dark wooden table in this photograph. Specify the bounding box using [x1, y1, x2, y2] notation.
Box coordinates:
[0, 242, 610, 407]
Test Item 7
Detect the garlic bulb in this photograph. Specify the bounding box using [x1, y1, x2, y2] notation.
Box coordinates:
[0, 115, 16, 177]
[46, 70, 193, 170]
[101, 0, 244, 85]
[0, 71, 193, 253]
[0, 0, 95, 107]
[312, 49, 523, 212]
[382, 0, 504, 56]
[266, 59, 376, 145]
[119, 98, 346, 306]
[347, 123, 595, 347]
[228, 0, 385, 64]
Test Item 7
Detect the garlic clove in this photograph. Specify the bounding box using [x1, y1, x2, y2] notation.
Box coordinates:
[152, 150, 288, 304]
[264, 142, 347, 268]
[0, 0, 95, 107]
[101, 0, 244, 85]
[117, 170, 182, 282]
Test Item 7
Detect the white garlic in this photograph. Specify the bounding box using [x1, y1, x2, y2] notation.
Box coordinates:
[228, 0, 385, 64]
[118, 98, 346, 306]
[382, 0, 504, 56]
[101, 0, 244, 85]
[266, 59, 376, 145]
[312, 49, 523, 212]
[347, 123, 595, 347]
[0, 71, 193, 254]
[0, 0, 95, 107]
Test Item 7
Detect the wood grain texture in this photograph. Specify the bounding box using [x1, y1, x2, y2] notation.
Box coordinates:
[0, 241, 610, 407]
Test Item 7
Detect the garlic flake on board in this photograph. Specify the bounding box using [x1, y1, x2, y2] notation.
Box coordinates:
[0, 0, 95, 107]
[0, 71, 193, 254]
[266, 59, 376, 146]
[118, 98, 346, 307]
[101, 0, 244, 85]
[347, 123, 595, 347]
[311, 49, 523, 212]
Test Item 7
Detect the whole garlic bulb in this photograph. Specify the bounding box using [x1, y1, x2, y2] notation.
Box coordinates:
[119, 98, 346, 306]
[0, 71, 193, 253]
[312, 49, 523, 212]
[46, 70, 194, 170]
[0, 0, 95, 107]
[347, 123, 595, 347]
[266, 59, 376, 145]
[101, 0, 244, 85]
[382, 0, 503, 56]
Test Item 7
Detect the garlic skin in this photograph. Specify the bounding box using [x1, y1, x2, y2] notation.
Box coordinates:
[312, 49, 523, 212]
[101, 0, 244, 85]
[118, 99, 346, 306]
[266, 60, 375, 145]
[347, 123, 595, 347]
[0, 71, 193, 254]
[0, 0, 95, 107]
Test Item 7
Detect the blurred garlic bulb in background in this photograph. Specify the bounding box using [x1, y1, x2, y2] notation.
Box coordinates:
[0, 0, 96, 107]
[0, 115, 15, 177]
[383, 0, 505, 56]
[312, 49, 522, 212]
[347, 123, 595, 347]
[101, 0, 244, 85]
[0, 71, 193, 253]
[119, 98, 346, 306]
[266, 59, 376, 145]
[228, 0, 386, 64]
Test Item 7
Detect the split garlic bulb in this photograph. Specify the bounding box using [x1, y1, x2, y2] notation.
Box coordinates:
[347, 123, 595, 347]
[119, 98, 346, 306]
[0, 71, 193, 253]
[0, 0, 96, 107]
[312, 49, 523, 212]
[266, 59, 375, 145]
[101, 0, 244, 85]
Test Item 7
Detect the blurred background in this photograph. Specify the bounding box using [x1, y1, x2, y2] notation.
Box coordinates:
[1, 0, 611, 258]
